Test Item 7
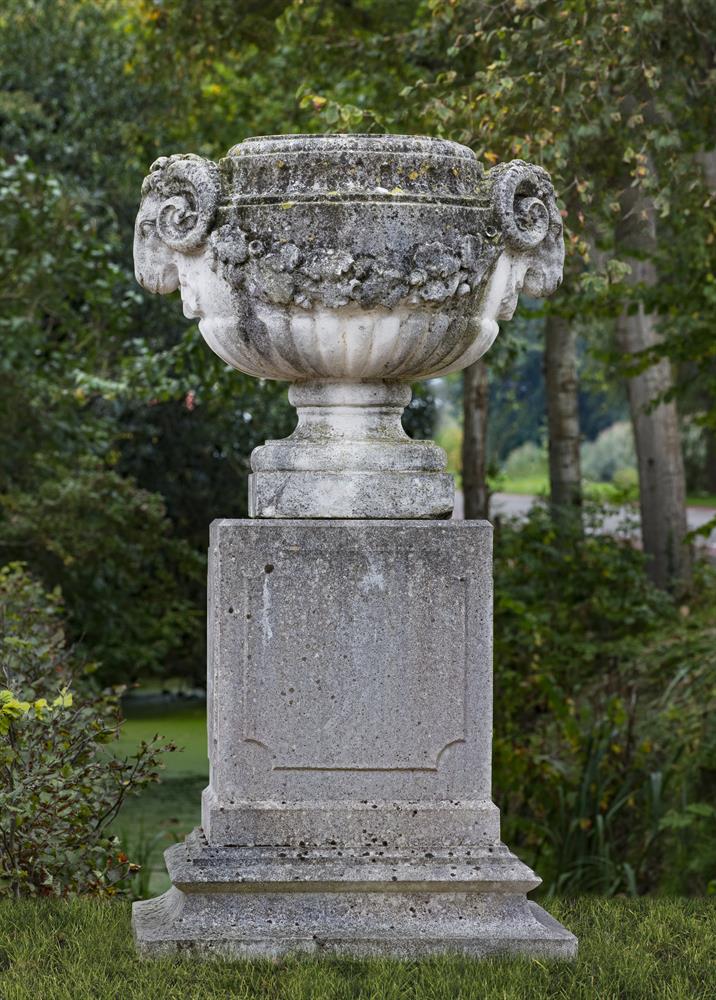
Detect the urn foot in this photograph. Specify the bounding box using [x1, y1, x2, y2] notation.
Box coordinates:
[249, 469, 454, 519]
[249, 380, 454, 518]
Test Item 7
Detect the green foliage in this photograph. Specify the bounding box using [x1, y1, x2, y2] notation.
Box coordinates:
[0, 0, 174, 222]
[0, 156, 133, 487]
[0, 152, 211, 679]
[493, 506, 716, 895]
[503, 441, 547, 481]
[1, 464, 203, 680]
[581, 421, 636, 483]
[0, 564, 176, 898]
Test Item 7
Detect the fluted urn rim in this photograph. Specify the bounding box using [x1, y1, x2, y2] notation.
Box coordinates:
[223, 132, 486, 209]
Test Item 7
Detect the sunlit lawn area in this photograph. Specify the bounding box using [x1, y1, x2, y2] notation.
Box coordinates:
[0, 897, 714, 999]
[489, 473, 638, 502]
[491, 474, 716, 508]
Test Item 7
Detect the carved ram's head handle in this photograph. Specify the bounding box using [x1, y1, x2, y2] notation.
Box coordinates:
[133, 154, 221, 295]
[484, 160, 564, 321]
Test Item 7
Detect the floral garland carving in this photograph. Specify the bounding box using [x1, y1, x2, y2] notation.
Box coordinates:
[208, 225, 500, 310]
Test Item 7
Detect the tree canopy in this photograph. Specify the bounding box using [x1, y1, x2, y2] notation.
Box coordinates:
[1, 0, 715, 667]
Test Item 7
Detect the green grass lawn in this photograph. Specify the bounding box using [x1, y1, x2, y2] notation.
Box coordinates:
[115, 700, 209, 777]
[490, 475, 636, 503]
[687, 494, 716, 508]
[489, 474, 638, 502]
[489, 473, 551, 497]
[0, 898, 714, 999]
[490, 474, 716, 508]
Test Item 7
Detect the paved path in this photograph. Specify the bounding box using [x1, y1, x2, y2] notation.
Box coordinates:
[453, 491, 716, 552]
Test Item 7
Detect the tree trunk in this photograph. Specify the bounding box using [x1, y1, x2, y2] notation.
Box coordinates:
[697, 148, 716, 191]
[615, 181, 691, 590]
[544, 314, 582, 514]
[705, 429, 716, 494]
[462, 360, 489, 519]
[698, 149, 716, 494]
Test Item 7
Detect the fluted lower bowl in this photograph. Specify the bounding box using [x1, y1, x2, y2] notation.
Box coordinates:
[197, 299, 504, 383]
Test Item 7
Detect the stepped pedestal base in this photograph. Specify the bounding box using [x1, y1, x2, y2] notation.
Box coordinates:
[133, 519, 576, 960]
[248, 382, 454, 519]
[132, 833, 576, 959]
[249, 470, 454, 519]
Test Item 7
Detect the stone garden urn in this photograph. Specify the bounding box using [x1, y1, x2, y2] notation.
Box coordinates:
[134, 133, 563, 519]
[131, 133, 576, 958]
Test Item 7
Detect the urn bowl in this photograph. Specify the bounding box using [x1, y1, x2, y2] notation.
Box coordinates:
[134, 133, 564, 518]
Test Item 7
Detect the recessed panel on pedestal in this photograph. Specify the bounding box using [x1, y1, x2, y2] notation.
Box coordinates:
[208, 520, 492, 806]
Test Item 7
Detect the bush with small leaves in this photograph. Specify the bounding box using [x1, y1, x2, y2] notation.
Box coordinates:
[0, 563, 175, 898]
[493, 505, 716, 895]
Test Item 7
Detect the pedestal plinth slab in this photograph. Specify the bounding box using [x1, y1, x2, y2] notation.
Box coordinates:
[132, 520, 576, 958]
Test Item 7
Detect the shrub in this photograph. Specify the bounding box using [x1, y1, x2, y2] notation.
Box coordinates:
[502, 440, 547, 480]
[0, 462, 204, 683]
[581, 421, 636, 482]
[0, 564, 175, 898]
[0, 154, 206, 683]
[493, 504, 716, 895]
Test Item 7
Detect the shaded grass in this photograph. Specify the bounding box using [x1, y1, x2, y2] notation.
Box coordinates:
[0, 898, 714, 999]
[113, 703, 208, 897]
[115, 701, 208, 778]
[688, 494, 716, 508]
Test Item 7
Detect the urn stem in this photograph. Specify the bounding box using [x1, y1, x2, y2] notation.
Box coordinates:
[249, 379, 453, 519]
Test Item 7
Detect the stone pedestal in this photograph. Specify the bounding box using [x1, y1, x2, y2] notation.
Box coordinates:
[132, 520, 576, 958]
[131, 131, 576, 958]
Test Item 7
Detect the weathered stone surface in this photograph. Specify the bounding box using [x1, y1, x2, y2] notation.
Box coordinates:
[163, 830, 541, 893]
[133, 836, 576, 958]
[132, 519, 577, 958]
[201, 520, 495, 846]
[131, 133, 576, 958]
[249, 381, 454, 519]
[133, 834, 577, 959]
[249, 471, 454, 519]
[133, 887, 576, 960]
[133, 134, 564, 518]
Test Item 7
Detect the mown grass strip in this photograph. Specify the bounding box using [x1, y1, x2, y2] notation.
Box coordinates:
[0, 898, 714, 999]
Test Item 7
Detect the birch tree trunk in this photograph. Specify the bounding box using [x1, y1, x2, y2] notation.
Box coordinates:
[615, 181, 691, 590]
[544, 314, 582, 514]
[462, 360, 489, 520]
